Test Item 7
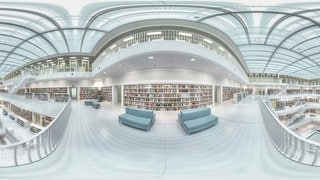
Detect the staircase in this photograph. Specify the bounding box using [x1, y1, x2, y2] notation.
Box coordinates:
[278, 83, 296, 96]
[9, 75, 35, 95]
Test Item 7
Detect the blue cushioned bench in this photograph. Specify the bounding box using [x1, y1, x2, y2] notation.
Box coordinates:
[2, 109, 8, 116]
[84, 100, 100, 109]
[119, 107, 156, 131]
[178, 107, 218, 135]
[9, 115, 15, 120]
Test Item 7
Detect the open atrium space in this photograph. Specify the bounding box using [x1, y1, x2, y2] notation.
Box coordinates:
[1, 0, 320, 179]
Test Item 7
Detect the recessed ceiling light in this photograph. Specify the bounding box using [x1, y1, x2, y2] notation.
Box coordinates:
[228, 73, 231, 76]
[216, 67, 220, 69]
[148, 56, 154, 60]
[118, 64, 122, 67]
[255, 37, 260, 42]
[103, 72, 106, 74]
[190, 58, 196, 61]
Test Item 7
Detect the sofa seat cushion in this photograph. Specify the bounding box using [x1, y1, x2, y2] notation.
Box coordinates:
[119, 114, 151, 129]
[183, 115, 218, 133]
[126, 107, 154, 119]
[180, 107, 211, 121]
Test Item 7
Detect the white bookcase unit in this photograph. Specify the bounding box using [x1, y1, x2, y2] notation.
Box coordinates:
[233, 92, 247, 103]
[37, 93, 50, 101]
[123, 83, 213, 111]
[54, 93, 70, 102]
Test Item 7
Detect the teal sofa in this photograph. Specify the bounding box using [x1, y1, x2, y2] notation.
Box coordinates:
[119, 107, 155, 131]
[178, 107, 218, 135]
[84, 100, 100, 109]
[2, 109, 8, 116]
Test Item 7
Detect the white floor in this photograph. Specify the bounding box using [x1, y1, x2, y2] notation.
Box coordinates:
[0, 96, 320, 179]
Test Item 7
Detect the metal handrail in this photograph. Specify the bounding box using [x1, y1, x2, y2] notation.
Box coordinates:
[259, 96, 320, 166]
[0, 99, 72, 167]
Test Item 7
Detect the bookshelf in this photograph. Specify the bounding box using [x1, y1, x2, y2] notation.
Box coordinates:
[30, 123, 43, 133]
[25, 92, 34, 99]
[10, 103, 33, 122]
[29, 87, 68, 99]
[123, 83, 213, 111]
[54, 93, 70, 102]
[101, 86, 112, 102]
[16, 88, 25, 95]
[41, 116, 54, 127]
[222, 87, 241, 101]
[233, 92, 247, 103]
[17, 117, 30, 128]
[37, 93, 50, 101]
[79, 87, 99, 100]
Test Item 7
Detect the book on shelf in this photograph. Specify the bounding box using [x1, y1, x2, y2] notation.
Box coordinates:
[123, 83, 213, 111]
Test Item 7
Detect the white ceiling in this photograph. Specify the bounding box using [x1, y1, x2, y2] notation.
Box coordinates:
[95, 52, 243, 83]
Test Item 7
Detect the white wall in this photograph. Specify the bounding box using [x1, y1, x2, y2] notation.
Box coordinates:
[102, 68, 241, 87]
[25, 69, 242, 89]
[26, 79, 99, 88]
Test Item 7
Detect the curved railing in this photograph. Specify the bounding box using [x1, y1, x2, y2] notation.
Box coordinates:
[0, 99, 71, 167]
[258, 96, 320, 166]
[93, 28, 244, 74]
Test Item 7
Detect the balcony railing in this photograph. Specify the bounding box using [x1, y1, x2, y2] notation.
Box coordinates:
[0, 99, 71, 167]
[259, 96, 320, 166]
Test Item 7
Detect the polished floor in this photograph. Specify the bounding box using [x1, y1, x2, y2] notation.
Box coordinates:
[0, 96, 320, 180]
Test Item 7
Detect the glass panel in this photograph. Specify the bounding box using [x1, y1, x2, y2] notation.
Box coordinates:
[14, 49, 39, 59]
[20, 42, 48, 57]
[44, 31, 68, 53]
[82, 30, 106, 52]
[28, 37, 57, 55]
[64, 30, 83, 52]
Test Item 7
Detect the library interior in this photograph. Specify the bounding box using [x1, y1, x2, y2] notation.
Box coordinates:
[1, 0, 320, 179]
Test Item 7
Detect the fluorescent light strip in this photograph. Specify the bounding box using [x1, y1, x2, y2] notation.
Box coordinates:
[178, 32, 192, 37]
[151, 37, 164, 41]
[204, 38, 213, 44]
[218, 46, 225, 51]
[110, 44, 117, 49]
[123, 36, 134, 42]
[147, 31, 162, 35]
